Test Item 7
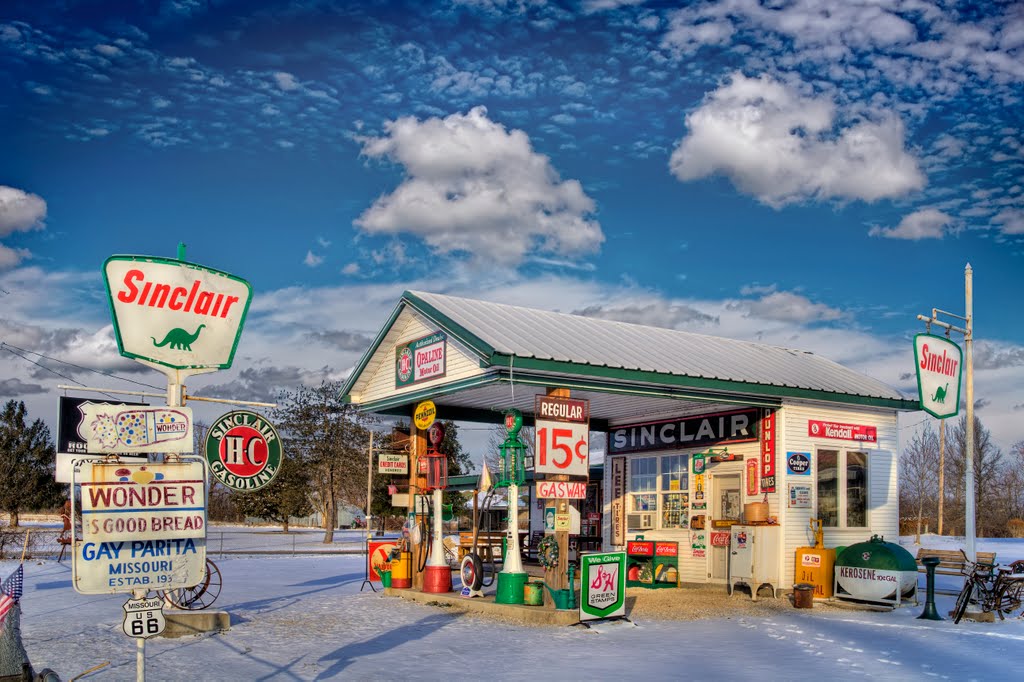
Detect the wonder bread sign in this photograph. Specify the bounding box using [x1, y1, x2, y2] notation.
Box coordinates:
[103, 255, 252, 370]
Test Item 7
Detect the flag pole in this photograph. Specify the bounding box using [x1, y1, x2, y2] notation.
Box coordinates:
[20, 531, 30, 564]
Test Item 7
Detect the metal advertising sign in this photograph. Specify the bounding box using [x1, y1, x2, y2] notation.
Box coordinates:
[913, 333, 963, 419]
[608, 408, 758, 455]
[378, 453, 408, 475]
[103, 255, 252, 370]
[534, 395, 590, 477]
[580, 551, 627, 622]
[787, 451, 811, 476]
[395, 331, 447, 388]
[760, 409, 777, 493]
[122, 596, 166, 639]
[73, 461, 207, 594]
[536, 480, 587, 499]
[413, 400, 437, 430]
[205, 410, 283, 492]
[745, 458, 759, 497]
[77, 403, 193, 454]
[610, 457, 626, 546]
[808, 419, 878, 443]
[368, 540, 398, 581]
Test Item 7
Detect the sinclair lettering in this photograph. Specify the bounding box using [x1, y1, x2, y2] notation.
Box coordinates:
[609, 408, 758, 454]
[206, 410, 283, 492]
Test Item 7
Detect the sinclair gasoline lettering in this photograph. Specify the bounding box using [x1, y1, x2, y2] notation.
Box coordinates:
[206, 410, 283, 492]
[609, 408, 759, 455]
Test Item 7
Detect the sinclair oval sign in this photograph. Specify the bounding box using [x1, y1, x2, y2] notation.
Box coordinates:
[103, 255, 252, 370]
[913, 333, 962, 419]
[205, 410, 283, 491]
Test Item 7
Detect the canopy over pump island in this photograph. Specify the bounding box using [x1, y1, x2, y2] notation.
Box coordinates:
[341, 291, 918, 608]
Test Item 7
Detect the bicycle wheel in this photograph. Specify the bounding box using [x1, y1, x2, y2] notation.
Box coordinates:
[953, 580, 976, 624]
[162, 559, 223, 611]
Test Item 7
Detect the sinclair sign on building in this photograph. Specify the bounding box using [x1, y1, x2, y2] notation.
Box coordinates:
[103, 255, 252, 370]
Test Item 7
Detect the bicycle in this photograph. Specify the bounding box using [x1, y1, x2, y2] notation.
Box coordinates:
[952, 552, 1024, 624]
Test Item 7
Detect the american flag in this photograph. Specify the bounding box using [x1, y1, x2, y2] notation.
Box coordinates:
[0, 564, 25, 629]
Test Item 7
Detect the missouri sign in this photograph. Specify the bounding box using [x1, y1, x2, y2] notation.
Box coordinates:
[103, 255, 252, 370]
[913, 333, 962, 419]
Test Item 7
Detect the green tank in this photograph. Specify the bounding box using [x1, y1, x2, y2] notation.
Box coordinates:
[834, 535, 917, 602]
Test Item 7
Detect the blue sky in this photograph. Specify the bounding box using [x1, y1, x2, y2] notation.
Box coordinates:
[1, 0, 1022, 456]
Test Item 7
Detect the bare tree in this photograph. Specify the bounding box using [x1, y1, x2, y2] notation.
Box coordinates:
[900, 423, 940, 541]
[945, 414, 1003, 537]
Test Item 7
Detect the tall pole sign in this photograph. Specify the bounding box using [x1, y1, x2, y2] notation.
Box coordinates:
[915, 263, 974, 560]
[103, 255, 252, 370]
[914, 334, 962, 419]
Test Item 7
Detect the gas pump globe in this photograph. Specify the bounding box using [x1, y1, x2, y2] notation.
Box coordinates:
[497, 408, 526, 488]
[424, 422, 448, 491]
[494, 408, 528, 604]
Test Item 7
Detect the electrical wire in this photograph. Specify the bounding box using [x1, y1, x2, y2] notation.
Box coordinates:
[0, 341, 164, 390]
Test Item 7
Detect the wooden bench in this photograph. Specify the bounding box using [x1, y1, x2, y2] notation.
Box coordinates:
[915, 548, 996, 576]
[457, 531, 505, 563]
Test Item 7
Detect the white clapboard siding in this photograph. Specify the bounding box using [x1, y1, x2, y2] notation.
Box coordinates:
[601, 441, 759, 586]
[357, 308, 488, 405]
[777, 400, 899, 589]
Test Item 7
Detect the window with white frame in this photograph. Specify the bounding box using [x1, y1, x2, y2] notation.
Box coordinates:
[816, 448, 868, 528]
[626, 454, 690, 530]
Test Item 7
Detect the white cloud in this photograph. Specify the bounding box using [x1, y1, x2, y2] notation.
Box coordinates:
[736, 290, 845, 324]
[94, 44, 122, 57]
[304, 250, 324, 267]
[355, 106, 603, 266]
[869, 208, 955, 240]
[273, 71, 300, 91]
[992, 207, 1024, 235]
[669, 72, 925, 208]
[0, 243, 30, 268]
[0, 185, 47, 236]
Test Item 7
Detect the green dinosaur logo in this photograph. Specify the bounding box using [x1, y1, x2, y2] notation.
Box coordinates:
[151, 324, 206, 351]
[931, 383, 949, 403]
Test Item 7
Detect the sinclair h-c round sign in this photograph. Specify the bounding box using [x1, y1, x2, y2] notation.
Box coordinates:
[205, 410, 283, 491]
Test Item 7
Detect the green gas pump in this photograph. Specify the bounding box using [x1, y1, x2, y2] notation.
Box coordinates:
[494, 408, 528, 604]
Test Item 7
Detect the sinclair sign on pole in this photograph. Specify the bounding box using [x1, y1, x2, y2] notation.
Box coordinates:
[103, 255, 252, 370]
[914, 333, 963, 419]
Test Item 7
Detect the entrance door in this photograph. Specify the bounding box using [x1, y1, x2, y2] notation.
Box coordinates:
[710, 474, 741, 581]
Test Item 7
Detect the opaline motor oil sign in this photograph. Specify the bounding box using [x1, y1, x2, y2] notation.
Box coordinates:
[395, 331, 447, 388]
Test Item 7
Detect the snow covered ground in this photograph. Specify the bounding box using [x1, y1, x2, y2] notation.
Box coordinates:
[3, 528, 1022, 681]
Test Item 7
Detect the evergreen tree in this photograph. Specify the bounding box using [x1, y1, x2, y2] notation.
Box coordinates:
[0, 400, 64, 526]
[233, 456, 313, 532]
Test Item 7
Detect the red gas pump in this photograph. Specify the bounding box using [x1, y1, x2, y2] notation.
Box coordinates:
[423, 422, 448, 492]
[421, 421, 451, 593]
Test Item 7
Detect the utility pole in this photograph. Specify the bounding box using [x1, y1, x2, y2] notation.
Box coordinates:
[915, 263, 974, 559]
[937, 418, 945, 536]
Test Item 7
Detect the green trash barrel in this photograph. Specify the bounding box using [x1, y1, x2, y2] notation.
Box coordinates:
[381, 569, 392, 588]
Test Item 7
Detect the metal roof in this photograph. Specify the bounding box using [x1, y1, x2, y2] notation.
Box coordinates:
[406, 290, 908, 402]
[341, 290, 917, 416]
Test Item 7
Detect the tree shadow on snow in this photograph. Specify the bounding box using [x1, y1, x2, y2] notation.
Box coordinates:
[314, 612, 455, 679]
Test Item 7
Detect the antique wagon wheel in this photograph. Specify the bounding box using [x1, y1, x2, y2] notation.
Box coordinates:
[160, 559, 223, 610]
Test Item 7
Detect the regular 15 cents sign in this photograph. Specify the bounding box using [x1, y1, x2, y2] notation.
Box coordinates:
[534, 395, 589, 477]
[914, 333, 962, 419]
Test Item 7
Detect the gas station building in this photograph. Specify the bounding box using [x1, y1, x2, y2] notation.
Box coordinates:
[340, 290, 918, 597]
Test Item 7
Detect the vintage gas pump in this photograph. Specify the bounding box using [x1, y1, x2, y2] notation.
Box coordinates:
[495, 409, 528, 604]
[421, 422, 452, 593]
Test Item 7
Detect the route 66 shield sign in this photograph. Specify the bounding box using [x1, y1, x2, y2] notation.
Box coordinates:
[122, 596, 166, 639]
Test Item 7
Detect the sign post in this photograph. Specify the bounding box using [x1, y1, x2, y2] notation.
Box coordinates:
[915, 264, 975, 560]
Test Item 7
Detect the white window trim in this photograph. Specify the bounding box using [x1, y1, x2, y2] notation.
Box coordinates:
[815, 447, 869, 530]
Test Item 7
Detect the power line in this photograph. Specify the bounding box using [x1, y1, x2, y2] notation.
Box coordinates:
[0, 341, 164, 391]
